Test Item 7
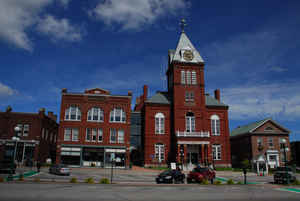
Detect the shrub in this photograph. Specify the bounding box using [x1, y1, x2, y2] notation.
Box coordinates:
[292, 179, 300, 185]
[236, 181, 243, 185]
[70, 177, 78, 183]
[34, 177, 40, 182]
[0, 177, 5, 182]
[99, 178, 110, 184]
[226, 179, 235, 185]
[213, 180, 222, 185]
[85, 177, 94, 184]
[201, 179, 209, 185]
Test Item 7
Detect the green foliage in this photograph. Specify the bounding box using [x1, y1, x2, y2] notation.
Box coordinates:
[292, 179, 300, 185]
[236, 181, 243, 185]
[215, 167, 233, 171]
[241, 159, 250, 169]
[85, 177, 95, 184]
[0, 177, 5, 182]
[99, 178, 110, 184]
[201, 179, 209, 185]
[213, 180, 222, 185]
[70, 177, 78, 183]
[226, 179, 235, 185]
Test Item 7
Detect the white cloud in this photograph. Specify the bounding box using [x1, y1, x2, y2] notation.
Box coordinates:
[269, 66, 287, 73]
[37, 15, 82, 42]
[0, 0, 53, 51]
[89, 0, 188, 30]
[222, 82, 300, 121]
[0, 82, 17, 98]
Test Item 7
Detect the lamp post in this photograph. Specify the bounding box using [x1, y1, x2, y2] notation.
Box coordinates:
[281, 139, 289, 184]
[7, 126, 21, 181]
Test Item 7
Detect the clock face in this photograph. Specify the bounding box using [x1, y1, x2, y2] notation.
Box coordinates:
[183, 50, 194, 61]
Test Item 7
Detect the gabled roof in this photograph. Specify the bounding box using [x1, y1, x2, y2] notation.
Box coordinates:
[230, 118, 290, 137]
[205, 94, 227, 107]
[171, 32, 204, 64]
[145, 92, 170, 104]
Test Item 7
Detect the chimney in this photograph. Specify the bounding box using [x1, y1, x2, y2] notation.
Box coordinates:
[214, 89, 220, 102]
[6, 105, 12, 112]
[48, 111, 57, 122]
[128, 91, 132, 96]
[39, 108, 45, 117]
[143, 85, 148, 101]
[136, 97, 140, 105]
[62, 88, 67, 93]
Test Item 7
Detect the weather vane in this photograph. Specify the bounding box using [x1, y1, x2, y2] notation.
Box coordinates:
[180, 18, 187, 33]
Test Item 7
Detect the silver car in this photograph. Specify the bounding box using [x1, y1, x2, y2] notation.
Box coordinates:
[49, 164, 70, 176]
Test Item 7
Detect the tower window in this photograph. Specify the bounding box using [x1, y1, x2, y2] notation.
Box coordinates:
[186, 71, 191, 84]
[181, 71, 185, 84]
[185, 91, 194, 102]
[192, 71, 197, 85]
[186, 112, 195, 132]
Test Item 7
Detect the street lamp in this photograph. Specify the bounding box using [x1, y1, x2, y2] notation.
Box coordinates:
[281, 138, 289, 184]
[7, 126, 21, 181]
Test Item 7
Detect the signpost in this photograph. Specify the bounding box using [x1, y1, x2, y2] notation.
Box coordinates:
[110, 153, 115, 184]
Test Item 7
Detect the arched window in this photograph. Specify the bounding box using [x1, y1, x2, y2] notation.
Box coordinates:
[155, 113, 165, 134]
[65, 106, 81, 121]
[186, 112, 195, 132]
[87, 107, 104, 122]
[110, 108, 126, 123]
[155, 143, 165, 163]
[211, 115, 220, 136]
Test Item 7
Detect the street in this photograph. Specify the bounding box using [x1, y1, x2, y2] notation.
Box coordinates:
[0, 182, 299, 201]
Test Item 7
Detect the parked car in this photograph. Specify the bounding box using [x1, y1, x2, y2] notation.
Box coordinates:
[273, 166, 296, 184]
[49, 164, 70, 176]
[156, 169, 185, 184]
[187, 167, 215, 183]
[0, 160, 16, 174]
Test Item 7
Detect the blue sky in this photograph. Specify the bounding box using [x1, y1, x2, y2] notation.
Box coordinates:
[0, 0, 299, 141]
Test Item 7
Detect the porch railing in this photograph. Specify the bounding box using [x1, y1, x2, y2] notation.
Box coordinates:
[176, 131, 210, 137]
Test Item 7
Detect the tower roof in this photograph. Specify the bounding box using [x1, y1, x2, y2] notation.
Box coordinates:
[170, 32, 204, 64]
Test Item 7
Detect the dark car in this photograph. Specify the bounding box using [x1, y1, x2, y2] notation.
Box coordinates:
[156, 169, 185, 184]
[273, 166, 296, 184]
[187, 167, 215, 183]
[49, 164, 70, 176]
[0, 160, 16, 174]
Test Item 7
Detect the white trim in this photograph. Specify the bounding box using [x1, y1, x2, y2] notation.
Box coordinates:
[178, 141, 210, 145]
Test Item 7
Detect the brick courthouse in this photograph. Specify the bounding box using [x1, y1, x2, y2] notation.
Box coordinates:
[135, 26, 231, 168]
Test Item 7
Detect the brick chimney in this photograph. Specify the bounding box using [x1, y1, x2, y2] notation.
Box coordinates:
[6, 105, 12, 112]
[128, 91, 132, 96]
[62, 88, 67, 93]
[143, 85, 148, 101]
[39, 108, 45, 117]
[48, 111, 57, 122]
[214, 89, 220, 102]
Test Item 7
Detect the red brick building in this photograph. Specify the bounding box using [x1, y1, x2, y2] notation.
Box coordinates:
[0, 106, 58, 165]
[56, 88, 131, 168]
[135, 29, 231, 168]
[231, 118, 291, 173]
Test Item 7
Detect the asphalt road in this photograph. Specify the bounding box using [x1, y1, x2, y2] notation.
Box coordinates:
[0, 183, 299, 201]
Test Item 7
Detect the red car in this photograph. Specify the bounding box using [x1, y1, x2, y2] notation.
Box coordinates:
[187, 167, 215, 183]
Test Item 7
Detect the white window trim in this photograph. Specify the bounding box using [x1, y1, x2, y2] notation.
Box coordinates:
[155, 113, 165, 134]
[71, 128, 79, 142]
[181, 70, 186, 84]
[212, 145, 221, 160]
[87, 107, 104, 122]
[211, 115, 220, 136]
[191, 71, 197, 85]
[110, 129, 117, 143]
[155, 144, 165, 162]
[64, 128, 72, 141]
[65, 106, 81, 121]
[98, 129, 103, 142]
[186, 113, 195, 132]
[186, 71, 191, 85]
[117, 130, 125, 143]
[110, 108, 126, 123]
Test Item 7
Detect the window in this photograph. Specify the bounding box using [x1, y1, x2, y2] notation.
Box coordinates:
[186, 112, 195, 132]
[268, 137, 274, 147]
[110, 108, 126, 123]
[98, 129, 103, 142]
[65, 106, 81, 121]
[64, 128, 71, 141]
[72, 128, 79, 141]
[86, 128, 102, 142]
[185, 91, 194, 102]
[265, 127, 274, 132]
[23, 124, 29, 136]
[257, 137, 262, 147]
[110, 129, 117, 143]
[16, 124, 30, 137]
[118, 130, 124, 143]
[181, 71, 185, 84]
[87, 107, 104, 122]
[155, 144, 165, 162]
[212, 145, 221, 160]
[269, 155, 277, 162]
[155, 113, 165, 134]
[186, 71, 191, 84]
[191, 71, 197, 85]
[211, 115, 220, 136]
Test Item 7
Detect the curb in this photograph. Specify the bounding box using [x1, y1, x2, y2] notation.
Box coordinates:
[5, 171, 38, 181]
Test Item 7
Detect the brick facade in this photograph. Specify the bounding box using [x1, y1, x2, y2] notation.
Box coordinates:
[0, 107, 58, 165]
[56, 88, 131, 168]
